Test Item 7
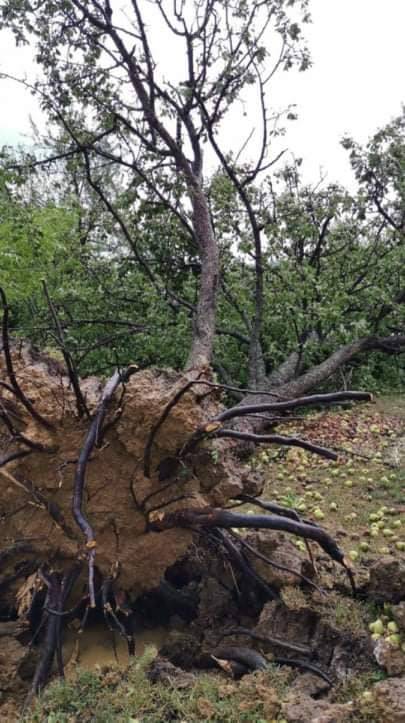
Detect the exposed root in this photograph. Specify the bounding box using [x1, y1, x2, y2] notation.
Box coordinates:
[72, 366, 138, 606]
[149, 507, 354, 579]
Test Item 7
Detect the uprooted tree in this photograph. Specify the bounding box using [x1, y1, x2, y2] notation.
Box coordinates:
[0, 0, 404, 702]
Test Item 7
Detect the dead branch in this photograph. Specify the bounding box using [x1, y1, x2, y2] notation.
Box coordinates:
[0, 541, 36, 564]
[212, 645, 267, 672]
[0, 401, 55, 453]
[0, 466, 77, 540]
[213, 528, 280, 602]
[212, 644, 333, 684]
[26, 563, 82, 706]
[236, 494, 319, 570]
[272, 656, 333, 685]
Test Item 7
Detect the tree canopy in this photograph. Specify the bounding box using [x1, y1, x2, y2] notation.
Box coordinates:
[0, 0, 403, 391]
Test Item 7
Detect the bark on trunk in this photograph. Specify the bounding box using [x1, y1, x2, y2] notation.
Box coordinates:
[238, 333, 405, 414]
[186, 185, 219, 369]
[274, 335, 404, 400]
[247, 230, 266, 389]
[265, 350, 300, 389]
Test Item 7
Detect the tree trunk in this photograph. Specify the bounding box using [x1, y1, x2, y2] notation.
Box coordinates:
[186, 185, 219, 369]
[274, 334, 404, 400]
[239, 333, 405, 413]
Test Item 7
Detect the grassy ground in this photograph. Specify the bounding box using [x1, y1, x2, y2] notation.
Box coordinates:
[254, 398, 405, 563]
[28, 397, 405, 723]
[29, 649, 291, 723]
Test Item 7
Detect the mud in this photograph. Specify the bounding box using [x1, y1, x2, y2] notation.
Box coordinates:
[63, 623, 168, 671]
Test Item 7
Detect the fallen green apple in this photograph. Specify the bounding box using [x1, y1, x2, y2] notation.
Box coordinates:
[386, 634, 400, 647]
[369, 619, 384, 635]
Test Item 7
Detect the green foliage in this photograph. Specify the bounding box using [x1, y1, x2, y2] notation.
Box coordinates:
[0, 109, 403, 390]
[0, 165, 76, 303]
[1, 139, 403, 389]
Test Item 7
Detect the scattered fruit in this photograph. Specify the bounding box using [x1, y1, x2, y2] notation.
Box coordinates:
[369, 619, 384, 635]
[387, 634, 401, 647]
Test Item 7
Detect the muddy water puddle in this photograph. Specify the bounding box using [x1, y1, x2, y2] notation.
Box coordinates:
[63, 624, 168, 671]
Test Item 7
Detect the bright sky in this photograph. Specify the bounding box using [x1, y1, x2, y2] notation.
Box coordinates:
[0, 0, 404, 186]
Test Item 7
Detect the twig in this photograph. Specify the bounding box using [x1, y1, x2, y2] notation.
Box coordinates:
[330, 443, 398, 469]
[0, 466, 77, 540]
[0, 402, 54, 452]
[215, 528, 280, 602]
[236, 494, 318, 570]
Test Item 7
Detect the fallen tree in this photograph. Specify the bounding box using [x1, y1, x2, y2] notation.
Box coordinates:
[1, 0, 404, 706]
[1, 302, 371, 699]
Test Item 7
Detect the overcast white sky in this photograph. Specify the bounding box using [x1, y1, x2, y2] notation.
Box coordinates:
[0, 0, 404, 186]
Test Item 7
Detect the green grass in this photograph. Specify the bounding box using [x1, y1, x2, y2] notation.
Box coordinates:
[28, 648, 290, 723]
